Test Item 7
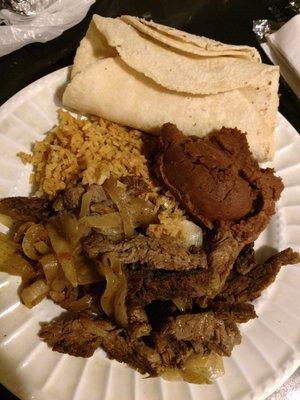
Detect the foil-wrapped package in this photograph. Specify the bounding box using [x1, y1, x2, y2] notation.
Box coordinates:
[253, 19, 283, 41]
[253, 0, 299, 41]
[0, 0, 56, 15]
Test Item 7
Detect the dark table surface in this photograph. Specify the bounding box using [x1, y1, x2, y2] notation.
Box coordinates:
[0, 1, 299, 399]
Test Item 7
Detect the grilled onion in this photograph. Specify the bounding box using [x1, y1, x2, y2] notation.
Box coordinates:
[181, 352, 224, 384]
[103, 178, 156, 237]
[22, 223, 49, 260]
[21, 279, 49, 308]
[79, 189, 93, 218]
[75, 256, 102, 285]
[40, 253, 60, 285]
[98, 252, 128, 326]
[46, 223, 77, 287]
[97, 261, 118, 317]
[0, 232, 34, 278]
[60, 213, 90, 245]
[114, 275, 128, 327]
[81, 213, 123, 235]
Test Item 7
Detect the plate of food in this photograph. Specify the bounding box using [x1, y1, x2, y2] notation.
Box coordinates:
[0, 15, 299, 400]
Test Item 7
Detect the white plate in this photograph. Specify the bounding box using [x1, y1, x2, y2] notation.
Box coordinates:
[0, 67, 299, 400]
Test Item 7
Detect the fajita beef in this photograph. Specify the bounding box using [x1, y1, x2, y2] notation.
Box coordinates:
[0, 110, 299, 383]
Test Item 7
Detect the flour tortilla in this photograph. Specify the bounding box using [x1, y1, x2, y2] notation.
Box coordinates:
[63, 57, 275, 161]
[71, 20, 117, 78]
[121, 15, 261, 63]
[63, 15, 279, 161]
[93, 15, 270, 96]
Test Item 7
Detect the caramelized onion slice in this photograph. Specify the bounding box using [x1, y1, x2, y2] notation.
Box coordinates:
[46, 223, 78, 287]
[103, 178, 135, 237]
[103, 178, 157, 237]
[75, 256, 102, 285]
[40, 253, 60, 285]
[177, 220, 203, 247]
[99, 252, 128, 327]
[161, 368, 182, 381]
[181, 352, 224, 384]
[21, 279, 49, 308]
[79, 190, 93, 218]
[80, 213, 123, 235]
[98, 251, 128, 326]
[60, 213, 90, 245]
[0, 214, 17, 230]
[49, 277, 78, 306]
[0, 232, 34, 278]
[97, 261, 119, 317]
[0, 231, 20, 258]
[114, 277, 128, 328]
[2, 253, 34, 278]
[22, 223, 49, 260]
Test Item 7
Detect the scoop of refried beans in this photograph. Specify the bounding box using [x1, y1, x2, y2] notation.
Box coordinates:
[155, 124, 283, 243]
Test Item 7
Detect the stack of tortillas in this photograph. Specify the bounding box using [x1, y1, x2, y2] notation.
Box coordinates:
[63, 15, 280, 161]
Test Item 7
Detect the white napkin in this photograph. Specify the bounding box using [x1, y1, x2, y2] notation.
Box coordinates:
[263, 14, 300, 98]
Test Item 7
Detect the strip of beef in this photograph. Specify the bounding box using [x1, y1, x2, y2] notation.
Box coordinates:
[207, 231, 240, 284]
[154, 333, 193, 368]
[127, 267, 216, 304]
[218, 248, 300, 303]
[126, 303, 152, 339]
[84, 233, 207, 270]
[0, 197, 51, 222]
[210, 301, 257, 323]
[124, 232, 240, 304]
[83, 233, 116, 254]
[53, 184, 117, 215]
[40, 314, 164, 375]
[234, 243, 256, 275]
[157, 312, 241, 363]
[40, 311, 240, 374]
[53, 186, 85, 211]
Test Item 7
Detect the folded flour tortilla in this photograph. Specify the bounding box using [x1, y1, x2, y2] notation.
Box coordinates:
[121, 16, 262, 62]
[63, 15, 279, 161]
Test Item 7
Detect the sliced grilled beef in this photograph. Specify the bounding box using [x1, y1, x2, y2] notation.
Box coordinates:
[127, 267, 215, 304]
[84, 233, 207, 270]
[211, 301, 257, 323]
[218, 248, 300, 303]
[40, 314, 163, 375]
[127, 303, 152, 339]
[161, 312, 241, 357]
[154, 333, 193, 367]
[0, 197, 51, 222]
[207, 232, 240, 283]
[53, 186, 85, 211]
[234, 243, 256, 275]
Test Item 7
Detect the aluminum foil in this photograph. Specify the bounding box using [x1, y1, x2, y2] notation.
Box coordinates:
[253, 19, 283, 41]
[253, 0, 300, 41]
[0, 0, 56, 15]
